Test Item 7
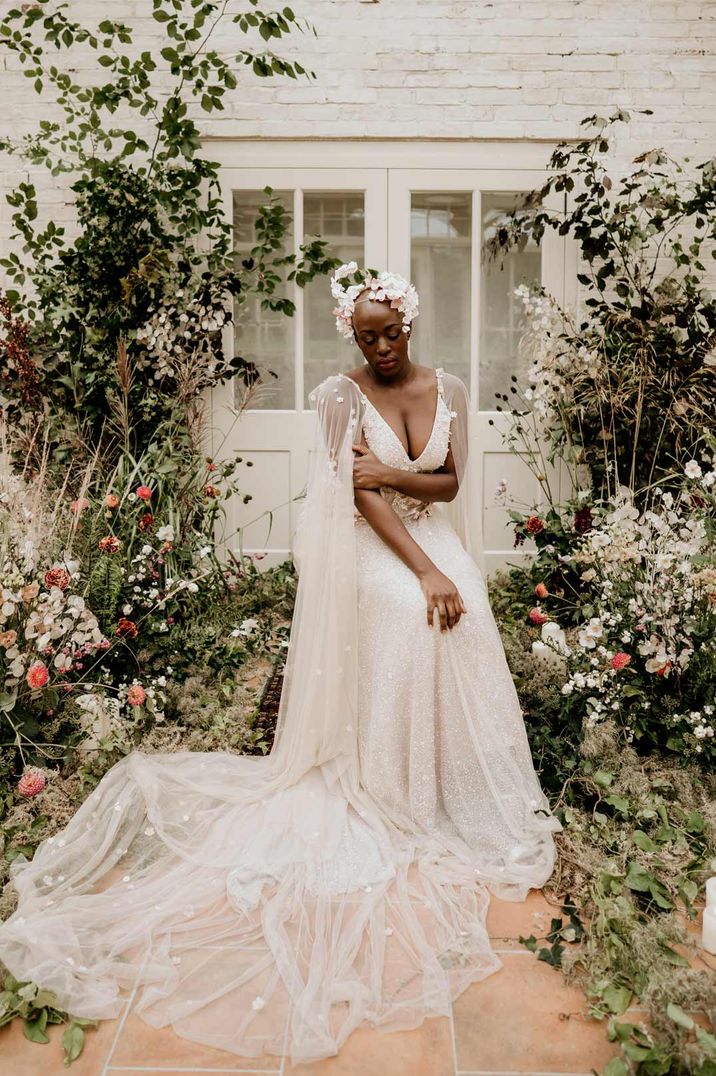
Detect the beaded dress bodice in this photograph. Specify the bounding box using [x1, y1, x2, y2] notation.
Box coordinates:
[342, 367, 454, 524]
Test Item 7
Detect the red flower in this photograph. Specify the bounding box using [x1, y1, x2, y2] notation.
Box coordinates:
[137, 512, 154, 532]
[534, 582, 548, 599]
[115, 617, 138, 639]
[26, 660, 50, 689]
[17, 767, 46, 798]
[611, 651, 631, 671]
[525, 515, 545, 535]
[99, 535, 121, 553]
[655, 661, 672, 678]
[528, 607, 549, 626]
[44, 567, 71, 590]
[204, 484, 220, 498]
[136, 485, 153, 502]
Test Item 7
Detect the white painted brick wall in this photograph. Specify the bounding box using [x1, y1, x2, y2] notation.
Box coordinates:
[1, 0, 715, 272]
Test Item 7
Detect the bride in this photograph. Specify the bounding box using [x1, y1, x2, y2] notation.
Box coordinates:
[0, 264, 562, 1066]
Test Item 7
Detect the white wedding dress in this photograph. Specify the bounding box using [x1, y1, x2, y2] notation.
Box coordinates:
[0, 367, 562, 1066]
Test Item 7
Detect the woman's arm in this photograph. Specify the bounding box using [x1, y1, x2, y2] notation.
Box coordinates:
[353, 445, 459, 503]
[353, 489, 466, 631]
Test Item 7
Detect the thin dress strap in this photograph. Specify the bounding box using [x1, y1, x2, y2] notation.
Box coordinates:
[435, 366, 445, 399]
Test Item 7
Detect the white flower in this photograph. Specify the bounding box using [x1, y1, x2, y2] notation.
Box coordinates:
[235, 618, 259, 638]
[684, 460, 702, 479]
[578, 617, 603, 649]
[540, 621, 570, 656]
[156, 525, 175, 542]
[252, 995, 266, 1011]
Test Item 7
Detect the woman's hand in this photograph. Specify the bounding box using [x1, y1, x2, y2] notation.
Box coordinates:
[418, 567, 467, 632]
[352, 443, 390, 490]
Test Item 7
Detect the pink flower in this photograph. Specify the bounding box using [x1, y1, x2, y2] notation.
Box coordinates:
[136, 485, 153, 502]
[99, 535, 121, 553]
[70, 497, 90, 514]
[528, 607, 549, 626]
[534, 582, 549, 599]
[17, 767, 46, 798]
[105, 493, 120, 508]
[127, 684, 146, 706]
[26, 661, 50, 690]
[611, 651, 631, 671]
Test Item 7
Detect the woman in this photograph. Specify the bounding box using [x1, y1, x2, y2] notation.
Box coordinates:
[0, 266, 561, 1067]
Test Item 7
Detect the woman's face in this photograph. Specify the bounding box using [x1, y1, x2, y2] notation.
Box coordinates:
[351, 288, 411, 378]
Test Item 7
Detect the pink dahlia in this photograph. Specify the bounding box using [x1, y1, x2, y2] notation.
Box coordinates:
[528, 607, 549, 626]
[136, 485, 153, 501]
[611, 651, 631, 671]
[127, 684, 146, 706]
[18, 767, 46, 798]
[26, 661, 50, 690]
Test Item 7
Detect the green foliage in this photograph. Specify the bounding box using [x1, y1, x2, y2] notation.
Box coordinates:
[0, 971, 97, 1065]
[0, 0, 343, 468]
[486, 108, 716, 503]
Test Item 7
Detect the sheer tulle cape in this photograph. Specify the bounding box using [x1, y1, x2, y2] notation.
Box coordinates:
[0, 372, 561, 1065]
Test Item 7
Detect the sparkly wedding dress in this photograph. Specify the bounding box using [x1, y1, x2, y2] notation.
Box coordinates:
[0, 367, 562, 1066]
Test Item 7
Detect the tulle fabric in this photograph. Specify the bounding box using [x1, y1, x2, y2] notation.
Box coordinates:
[0, 370, 561, 1066]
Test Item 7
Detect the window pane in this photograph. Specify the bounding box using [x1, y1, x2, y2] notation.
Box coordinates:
[233, 189, 295, 410]
[303, 192, 365, 405]
[480, 191, 541, 411]
[409, 192, 471, 390]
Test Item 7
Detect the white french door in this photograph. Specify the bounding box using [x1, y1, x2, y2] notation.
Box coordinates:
[207, 143, 575, 575]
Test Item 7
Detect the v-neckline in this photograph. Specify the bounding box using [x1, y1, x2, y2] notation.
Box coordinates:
[339, 369, 442, 467]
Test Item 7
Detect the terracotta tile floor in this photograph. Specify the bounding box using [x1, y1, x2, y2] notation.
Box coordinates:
[1, 890, 712, 1076]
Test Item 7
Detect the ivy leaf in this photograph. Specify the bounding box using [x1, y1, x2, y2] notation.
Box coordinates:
[62, 1021, 85, 1064]
[632, 830, 658, 853]
[23, 1008, 49, 1043]
[666, 1002, 694, 1029]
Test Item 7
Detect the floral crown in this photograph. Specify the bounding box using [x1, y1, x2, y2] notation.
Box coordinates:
[330, 262, 419, 340]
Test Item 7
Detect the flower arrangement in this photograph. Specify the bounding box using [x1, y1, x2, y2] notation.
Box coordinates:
[330, 261, 420, 340]
[497, 460, 716, 764]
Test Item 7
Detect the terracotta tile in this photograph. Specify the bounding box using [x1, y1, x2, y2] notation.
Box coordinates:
[453, 951, 622, 1072]
[283, 1014, 453, 1076]
[486, 888, 566, 949]
[0, 1005, 123, 1076]
[109, 1009, 284, 1071]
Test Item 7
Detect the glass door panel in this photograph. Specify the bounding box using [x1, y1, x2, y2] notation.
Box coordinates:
[232, 188, 295, 410]
[479, 191, 541, 411]
[409, 191, 472, 386]
[302, 191, 365, 404]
